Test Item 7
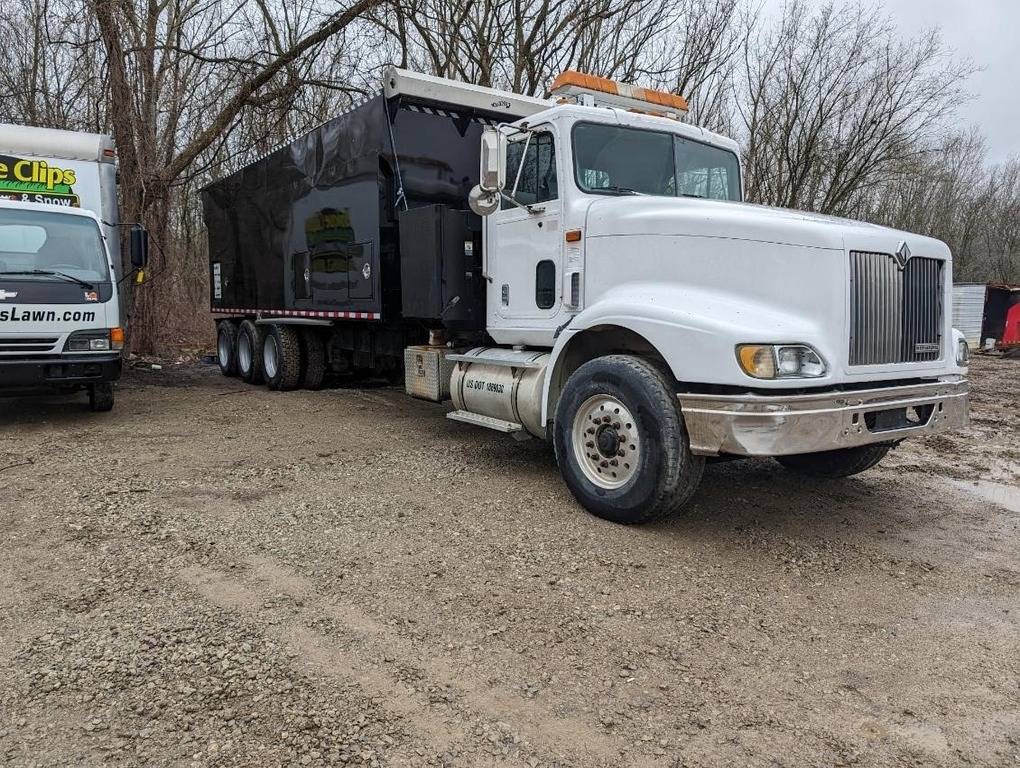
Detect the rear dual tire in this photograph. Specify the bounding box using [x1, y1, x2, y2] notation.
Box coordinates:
[263, 323, 302, 391]
[237, 319, 264, 384]
[216, 321, 239, 377]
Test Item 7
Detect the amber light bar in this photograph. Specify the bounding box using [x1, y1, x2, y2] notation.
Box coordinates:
[550, 71, 688, 116]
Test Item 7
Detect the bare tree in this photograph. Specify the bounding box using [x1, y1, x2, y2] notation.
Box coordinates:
[370, 0, 676, 95]
[977, 159, 1020, 283]
[0, 0, 106, 130]
[738, 0, 974, 216]
[88, 0, 382, 353]
[862, 129, 991, 279]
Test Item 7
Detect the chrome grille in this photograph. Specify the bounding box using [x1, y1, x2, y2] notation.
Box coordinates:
[849, 251, 943, 365]
[0, 336, 60, 354]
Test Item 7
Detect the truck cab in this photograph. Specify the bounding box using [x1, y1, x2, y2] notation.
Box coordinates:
[458, 72, 968, 522]
[0, 199, 125, 410]
[0, 124, 147, 412]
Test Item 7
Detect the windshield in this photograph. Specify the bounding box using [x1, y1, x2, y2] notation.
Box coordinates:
[0, 208, 110, 281]
[572, 122, 742, 201]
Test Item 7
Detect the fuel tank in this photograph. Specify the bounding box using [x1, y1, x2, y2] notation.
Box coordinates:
[449, 347, 550, 438]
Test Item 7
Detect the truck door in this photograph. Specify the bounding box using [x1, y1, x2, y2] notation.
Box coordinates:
[487, 129, 562, 326]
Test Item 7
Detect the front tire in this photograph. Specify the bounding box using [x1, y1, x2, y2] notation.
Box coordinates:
[87, 382, 114, 412]
[553, 355, 704, 525]
[776, 444, 890, 478]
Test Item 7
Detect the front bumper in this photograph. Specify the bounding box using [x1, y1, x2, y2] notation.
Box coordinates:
[0, 353, 122, 390]
[678, 378, 969, 457]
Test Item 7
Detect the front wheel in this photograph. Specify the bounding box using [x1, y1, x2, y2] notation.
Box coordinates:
[553, 355, 704, 525]
[776, 444, 890, 478]
[87, 382, 114, 412]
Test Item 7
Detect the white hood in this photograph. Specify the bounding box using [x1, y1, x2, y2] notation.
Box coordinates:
[584, 196, 951, 259]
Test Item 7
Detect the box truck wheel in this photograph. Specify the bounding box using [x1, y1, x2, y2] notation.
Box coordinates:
[263, 324, 302, 391]
[776, 444, 890, 478]
[216, 321, 239, 377]
[299, 328, 326, 390]
[237, 320, 264, 384]
[553, 355, 704, 525]
[87, 382, 114, 412]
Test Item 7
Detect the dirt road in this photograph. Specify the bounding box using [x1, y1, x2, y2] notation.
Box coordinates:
[1, 356, 1018, 766]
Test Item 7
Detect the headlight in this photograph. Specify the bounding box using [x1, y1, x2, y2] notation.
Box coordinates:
[956, 338, 969, 365]
[736, 344, 827, 379]
[65, 329, 120, 352]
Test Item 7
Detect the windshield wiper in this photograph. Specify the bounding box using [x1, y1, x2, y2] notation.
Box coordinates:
[680, 193, 706, 199]
[598, 186, 640, 196]
[0, 270, 95, 290]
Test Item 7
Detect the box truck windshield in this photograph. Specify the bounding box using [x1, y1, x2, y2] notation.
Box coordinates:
[0, 208, 110, 283]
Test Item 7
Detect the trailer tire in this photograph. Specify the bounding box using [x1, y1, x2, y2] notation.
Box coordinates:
[553, 355, 704, 525]
[87, 382, 114, 412]
[216, 321, 239, 377]
[776, 444, 890, 479]
[263, 323, 302, 391]
[237, 320, 264, 384]
[299, 329, 326, 390]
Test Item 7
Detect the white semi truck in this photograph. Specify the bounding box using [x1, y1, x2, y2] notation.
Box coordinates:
[205, 69, 969, 524]
[0, 125, 147, 411]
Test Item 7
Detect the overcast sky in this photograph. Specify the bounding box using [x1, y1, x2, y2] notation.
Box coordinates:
[763, 0, 1020, 165]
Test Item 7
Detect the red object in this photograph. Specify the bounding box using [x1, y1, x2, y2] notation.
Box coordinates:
[1003, 302, 1020, 346]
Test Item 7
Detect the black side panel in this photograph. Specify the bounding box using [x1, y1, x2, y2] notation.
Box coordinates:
[386, 108, 487, 210]
[398, 205, 483, 331]
[203, 97, 388, 315]
[204, 94, 517, 321]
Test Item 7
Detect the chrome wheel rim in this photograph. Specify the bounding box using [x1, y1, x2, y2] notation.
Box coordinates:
[217, 330, 232, 367]
[237, 334, 252, 373]
[263, 335, 279, 379]
[571, 394, 640, 490]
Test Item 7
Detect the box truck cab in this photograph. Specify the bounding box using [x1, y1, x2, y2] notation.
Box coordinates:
[0, 125, 146, 411]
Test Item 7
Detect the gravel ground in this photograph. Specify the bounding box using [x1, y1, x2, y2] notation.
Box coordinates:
[1, 354, 1018, 767]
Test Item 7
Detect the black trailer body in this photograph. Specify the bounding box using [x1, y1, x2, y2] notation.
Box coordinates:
[204, 95, 519, 328]
[203, 72, 550, 387]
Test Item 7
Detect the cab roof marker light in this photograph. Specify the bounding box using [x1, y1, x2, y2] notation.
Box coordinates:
[550, 70, 689, 116]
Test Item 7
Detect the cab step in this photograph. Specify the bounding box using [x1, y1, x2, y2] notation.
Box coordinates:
[446, 410, 530, 440]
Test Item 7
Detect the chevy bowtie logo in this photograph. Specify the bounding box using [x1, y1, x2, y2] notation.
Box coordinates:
[0, 289, 18, 300]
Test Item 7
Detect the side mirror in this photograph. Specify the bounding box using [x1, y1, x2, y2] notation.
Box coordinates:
[479, 127, 506, 192]
[130, 225, 148, 268]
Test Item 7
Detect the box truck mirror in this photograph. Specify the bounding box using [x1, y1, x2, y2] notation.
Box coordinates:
[479, 127, 506, 192]
[130, 225, 149, 268]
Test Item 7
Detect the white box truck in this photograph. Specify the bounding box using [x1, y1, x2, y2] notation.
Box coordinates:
[0, 124, 147, 411]
[204, 69, 970, 524]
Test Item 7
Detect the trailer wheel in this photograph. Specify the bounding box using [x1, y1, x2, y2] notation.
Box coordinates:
[87, 382, 114, 412]
[553, 355, 704, 525]
[263, 323, 302, 391]
[216, 321, 239, 377]
[299, 328, 326, 390]
[237, 320, 264, 384]
[776, 445, 890, 479]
